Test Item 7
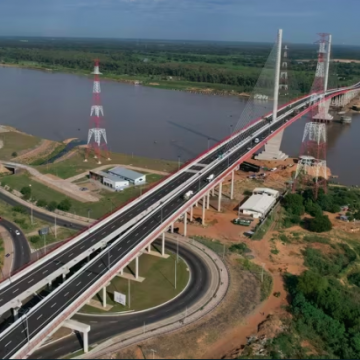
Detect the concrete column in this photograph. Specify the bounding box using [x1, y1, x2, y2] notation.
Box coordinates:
[218, 182, 223, 212]
[255, 130, 288, 160]
[230, 170, 234, 200]
[120, 268, 124, 275]
[162, 232, 165, 256]
[212, 187, 215, 196]
[12, 307, 19, 320]
[62, 273, 66, 281]
[135, 256, 139, 280]
[102, 286, 107, 308]
[171, 223, 174, 233]
[207, 192, 210, 210]
[83, 331, 89, 353]
[48, 280, 52, 288]
[202, 196, 206, 225]
[184, 211, 187, 237]
[147, 243, 151, 253]
[195, 201, 198, 207]
[190, 206, 193, 222]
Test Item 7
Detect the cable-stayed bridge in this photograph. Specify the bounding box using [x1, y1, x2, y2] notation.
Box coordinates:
[0, 29, 359, 359]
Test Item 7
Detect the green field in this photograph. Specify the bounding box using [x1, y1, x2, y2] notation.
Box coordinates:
[0, 171, 165, 219]
[28, 227, 78, 250]
[36, 150, 177, 180]
[0, 131, 41, 161]
[80, 251, 189, 313]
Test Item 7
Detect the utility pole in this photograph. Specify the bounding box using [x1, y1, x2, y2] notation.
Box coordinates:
[128, 278, 131, 309]
[175, 258, 177, 289]
[54, 213, 57, 239]
[272, 29, 283, 123]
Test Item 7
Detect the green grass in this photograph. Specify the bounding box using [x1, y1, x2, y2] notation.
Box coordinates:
[0, 171, 165, 219]
[0, 131, 41, 161]
[35, 150, 177, 179]
[28, 227, 78, 250]
[80, 250, 189, 313]
[0, 199, 49, 233]
[29, 143, 66, 165]
[251, 212, 276, 240]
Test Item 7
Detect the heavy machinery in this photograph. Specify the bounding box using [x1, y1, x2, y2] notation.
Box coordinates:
[232, 218, 252, 226]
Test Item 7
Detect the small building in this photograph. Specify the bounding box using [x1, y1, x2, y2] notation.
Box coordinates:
[252, 187, 279, 198]
[239, 194, 276, 219]
[108, 167, 146, 185]
[102, 173, 129, 190]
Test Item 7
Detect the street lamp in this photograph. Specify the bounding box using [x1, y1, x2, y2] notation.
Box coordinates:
[29, 184, 33, 225]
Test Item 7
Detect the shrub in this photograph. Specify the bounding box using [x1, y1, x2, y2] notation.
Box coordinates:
[37, 199, 47, 208]
[229, 242, 250, 254]
[11, 151, 17, 157]
[30, 235, 40, 244]
[57, 199, 72, 212]
[308, 215, 332, 233]
[47, 201, 57, 212]
[283, 193, 305, 216]
[12, 205, 27, 214]
[20, 186, 32, 200]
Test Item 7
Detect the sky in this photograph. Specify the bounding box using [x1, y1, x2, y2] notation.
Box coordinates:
[0, 0, 359, 45]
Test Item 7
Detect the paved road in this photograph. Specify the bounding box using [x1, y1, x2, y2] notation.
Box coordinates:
[0, 96, 284, 314]
[0, 99, 305, 358]
[32, 240, 208, 359]
[0, 219, 31, 272]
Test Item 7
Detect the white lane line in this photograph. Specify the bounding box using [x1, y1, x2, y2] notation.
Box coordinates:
[5, 341, 12, 347]
[43, 270, 48, 274]
[98, 264, 102, 268]
[109, 255, 113, 258]
[37, 314, 43, 320]
[127, 240, 130, 243]
[87, 272, 92, 276]
[117, 247, 122, 251]
[135, 233, 139, 236]
[28, 279, 34, 284]
[111, 225, 115, 229]
[69, 253, 73, 257]
[64, 292, 69, 297]
[51, 302, 57, 308]
[13, 288, 19, 294]
[102, 231, 106, 235]
[76, 281, 81, 287]
[21, 329, 26, 333]
[80, 245, 85, 250]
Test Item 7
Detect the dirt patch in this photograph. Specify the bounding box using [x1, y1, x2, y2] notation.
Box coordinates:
[53, 149, 77, 163]
[149, 82, 160, 86]
[100, 258, 261, 360]
[63, 138, 78, 145]
[12, 139, 59, 164]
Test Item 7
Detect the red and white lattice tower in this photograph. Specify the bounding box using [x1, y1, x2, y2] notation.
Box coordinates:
[279, 44, 289, 97]
[85, 59, 110, 164]
[293, 34, 331, 198]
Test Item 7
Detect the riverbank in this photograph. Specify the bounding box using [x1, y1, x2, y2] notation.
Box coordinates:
[0, 62, 251, 98]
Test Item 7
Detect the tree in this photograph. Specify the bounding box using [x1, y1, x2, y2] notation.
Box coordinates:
[308, 215, 332, 233]
[57, 199, 72, 212]
[283, 193, 305, 216]
[305, 199, 323, 217]
[47, 201, 57, 212]
[11, 151, 17, 157]
[37, 199, 47, 208]
[297, 270, 328, 297]
[30, 235, 40, 244]
[20, 186, 31, 200]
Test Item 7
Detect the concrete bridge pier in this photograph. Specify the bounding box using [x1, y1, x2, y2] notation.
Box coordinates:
[230, 170, 235, 200]
[218, 182, 223, 212]
[190, 205, 194, 222]
[202, 195, 206, 225]
[183, 210, 188, 237]
[63, 319, 91, 353]
[207, 191, 210, 209]
[255, 130, 288, 160]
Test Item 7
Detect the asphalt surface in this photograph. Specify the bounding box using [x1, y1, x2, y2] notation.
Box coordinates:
[0, 98, 307, 359]
[0, 219, 31, 272]
[32, 240, 209, 359]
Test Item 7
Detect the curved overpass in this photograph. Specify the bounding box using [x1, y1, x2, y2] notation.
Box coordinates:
[32, 240, 211, 359]
[0, 84, 359, 359]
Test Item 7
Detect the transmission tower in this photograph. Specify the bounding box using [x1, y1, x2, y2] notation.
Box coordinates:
[85, 59, 110, 164]
[293, 34, 331, 198]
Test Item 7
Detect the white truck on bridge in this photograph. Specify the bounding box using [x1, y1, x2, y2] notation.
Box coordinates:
[183, 190, 194, 200]
[205, 174, 215, 182]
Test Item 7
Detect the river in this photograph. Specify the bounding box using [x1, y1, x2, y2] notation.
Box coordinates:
[0, 66, 358, 185]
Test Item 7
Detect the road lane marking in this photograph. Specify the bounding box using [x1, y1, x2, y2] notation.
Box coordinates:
[64, 292, 69, 297]
[37, 314, 43, 320]
[88, 272, 92, 277]
[5, 341, 12, 347]
[80, 245, 85, 250]
[98, 264, 102, 268]
[13, 288, 19, 294]
[43, 270, 48, 274]
[76, 281, 81, 287]
[102, 231, 106, 235]
[69, 253, 73, 257]
[117, 247, 122, 251]
[28, 279, 34, 284]
[51, 303, 57, 308]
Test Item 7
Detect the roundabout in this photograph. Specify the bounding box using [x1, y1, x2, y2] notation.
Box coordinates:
[32, 237, 229, 359]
